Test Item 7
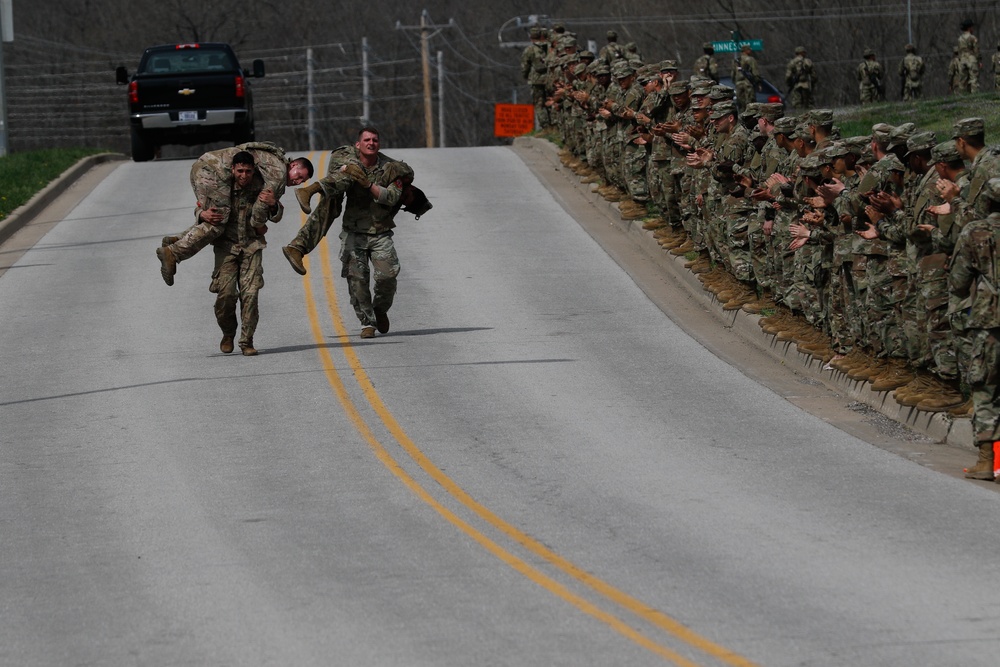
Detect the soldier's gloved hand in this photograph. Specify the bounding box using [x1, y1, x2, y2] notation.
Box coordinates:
[340, 163, 371, 189]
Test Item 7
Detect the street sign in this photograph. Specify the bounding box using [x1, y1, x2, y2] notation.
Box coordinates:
[494, 103, 534, 137]
[712, 39, 763, 53]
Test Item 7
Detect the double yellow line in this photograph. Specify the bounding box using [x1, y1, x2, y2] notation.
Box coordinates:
[298, 151, 760, 667]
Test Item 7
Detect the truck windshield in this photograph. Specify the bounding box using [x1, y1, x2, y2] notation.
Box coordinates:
[140, 49, 236, 74]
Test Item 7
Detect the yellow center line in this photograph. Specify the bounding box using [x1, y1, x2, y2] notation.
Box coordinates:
[299, 150, 760, 667]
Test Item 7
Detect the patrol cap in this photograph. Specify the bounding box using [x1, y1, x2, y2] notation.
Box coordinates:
[886, 122, 916, 149]
[884, 154, 906, 172]
[773, 116, 798, 135]
[659, 59, 679, 72]
[690, 83, 714, 97]
[668, 80, 691, 95]
[709, 101, 736, 119]
[578, 50, 595, 61]
[905, 131, 937, 156]
[560, 35, 578, 48]
[824, 143, 851, 159]
[709, 85, 734, 101]
[607, 30, 618, 40]
[572, 62, 588, 77]
[741, 102, 761, 119]
[795, 46, 806, 55]
[793, 123, 812, 140]
[864, 48, 875, 57]
[636, 66, 658, 85]
[529, 26, 541, 39]
[844, 135, 871, 155]
[808, 109, 834, 126]
[905, 43, 916, 53]
[953, 117, 985, 138]
[871, 122, 894, 144]
[983, 177, 1000, 203]
[702, 42, 714, 51]
[758, 103, 784, 121]
[811, 148, 834, 166]
[611, 60, 635, 79]
[798, 153, 824, 176]
[592, 62, 611, 76]
[931, 141, 962, 164]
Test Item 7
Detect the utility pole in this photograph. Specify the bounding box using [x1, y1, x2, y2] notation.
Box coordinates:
[395, 10, 453, 148]
[437, 51, 444, 148]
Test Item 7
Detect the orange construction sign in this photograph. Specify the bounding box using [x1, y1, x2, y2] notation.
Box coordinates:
[494, 103, 534, 137]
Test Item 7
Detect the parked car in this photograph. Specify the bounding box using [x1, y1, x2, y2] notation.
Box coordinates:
[717, 75, 786, 112]
[115, 43, 264, 162]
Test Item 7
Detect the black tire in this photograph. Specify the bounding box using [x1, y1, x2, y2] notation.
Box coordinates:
[130, 128, 156, 162]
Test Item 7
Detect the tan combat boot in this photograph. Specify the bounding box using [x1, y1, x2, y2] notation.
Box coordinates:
[295, 181, 323, 214]
[155, 246, 177, 286]
[964, 442, 997, 480]
[282, 246, 307, 276]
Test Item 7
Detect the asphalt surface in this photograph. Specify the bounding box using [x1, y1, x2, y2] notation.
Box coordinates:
[2, 146, 1000, 666]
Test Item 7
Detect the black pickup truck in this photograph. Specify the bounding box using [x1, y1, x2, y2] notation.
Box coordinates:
[115, 43, 265, 162]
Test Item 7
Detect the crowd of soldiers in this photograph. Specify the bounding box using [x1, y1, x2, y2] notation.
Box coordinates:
[521, 23, 1000, 481]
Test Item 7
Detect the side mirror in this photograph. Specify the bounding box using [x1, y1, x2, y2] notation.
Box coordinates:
[252, 59, 265, 78]
[115, 66, 129, 85]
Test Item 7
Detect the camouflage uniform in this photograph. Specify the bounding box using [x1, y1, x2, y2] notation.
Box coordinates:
[949, 190, 1000, 471]
[210, 168, 273, 351]
[992, 48, 1000, 90]
[692, 44, 719, 83]
[338, 155, 413, 331]
[856, 52, 883, 104]
[956, 26, 981, 94]
[732, 48, 760, 110]
[898, 47, 925, 101]
[168, 142, 289, 264]
[520, 28, 550, 129]
[785, 48, 817, 110]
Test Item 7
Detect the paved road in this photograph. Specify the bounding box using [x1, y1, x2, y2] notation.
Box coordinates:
[2, 147, 999, 666]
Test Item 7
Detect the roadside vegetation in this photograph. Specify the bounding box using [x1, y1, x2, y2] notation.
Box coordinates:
[835, 92, 1000, 139]
[0, 148, 107, 221]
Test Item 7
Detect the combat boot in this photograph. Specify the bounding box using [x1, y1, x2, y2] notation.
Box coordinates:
[894, 373, 935, 406]
[621, 207, 647, 220]
[360, 326, 376, 339]
[869, 362, 915, 391]
[161, 235, 180, 247]
[642, 218, 665, 231]
[220, 334, 235, 354]
[915, 380, 966, 412]
[948, 399, 974, 417]
[295, 181, 323, 214]
[155, 246, 176, 286]
[282, 246, 307, 276]
[240, 339, 258, 356]
[963, 442, 997, 480]
[723, 293, 756, 311]
[669, 240, 695, 255]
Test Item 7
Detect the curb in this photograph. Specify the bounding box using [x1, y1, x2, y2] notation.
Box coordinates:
[514, 135, 973, 452]
[0, 153, 127, 245]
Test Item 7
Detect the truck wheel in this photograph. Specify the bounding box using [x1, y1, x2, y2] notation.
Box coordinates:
[130, 128, 156, 162]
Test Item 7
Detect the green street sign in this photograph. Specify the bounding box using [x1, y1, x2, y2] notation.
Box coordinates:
[712, 39, 763, 53]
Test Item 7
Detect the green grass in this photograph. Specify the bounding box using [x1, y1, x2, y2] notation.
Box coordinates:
[833, 93, 1000, 139]
[0, 148, 107, 221]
